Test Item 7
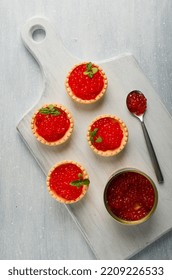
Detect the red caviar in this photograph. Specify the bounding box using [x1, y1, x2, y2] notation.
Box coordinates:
[106, 171, 155, 221]
[49, 163, 84, 201]
[90, 117, 123, 151]
[68, 64, 104, 100]
[126, 91, 147, 115]
[35, 107, 70, 142]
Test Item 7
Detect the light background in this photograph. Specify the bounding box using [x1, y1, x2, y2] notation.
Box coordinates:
[0, 0, 172, 259]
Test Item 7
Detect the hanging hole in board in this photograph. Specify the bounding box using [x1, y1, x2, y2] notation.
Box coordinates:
[30, 25, 46, 42]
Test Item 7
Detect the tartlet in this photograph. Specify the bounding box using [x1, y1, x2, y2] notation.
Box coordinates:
[87, 115, 128, 156]
[31, 104, 74, 146]
[47, 161, 90, 204]
[65, 62, 108, 104]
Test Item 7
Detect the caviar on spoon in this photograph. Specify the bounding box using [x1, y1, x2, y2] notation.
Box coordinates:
[126, 90, 163, 183]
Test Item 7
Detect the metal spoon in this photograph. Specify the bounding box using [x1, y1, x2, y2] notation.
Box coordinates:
[126, 90, 164, 183]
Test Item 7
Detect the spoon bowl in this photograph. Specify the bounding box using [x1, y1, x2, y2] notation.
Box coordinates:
[126, 90, 147, 116]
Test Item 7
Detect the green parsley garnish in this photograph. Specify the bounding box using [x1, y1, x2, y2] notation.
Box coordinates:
[95, 136, 102, 143]
[90, 128, 98, 143]
[70, 173, 90, 188]
[90, 128, 103, 143]
[83, 62, 98, 78]
[39, 104, 61, 116]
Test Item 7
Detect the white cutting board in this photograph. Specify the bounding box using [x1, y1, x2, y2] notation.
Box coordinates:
[17, 17, 172, 259]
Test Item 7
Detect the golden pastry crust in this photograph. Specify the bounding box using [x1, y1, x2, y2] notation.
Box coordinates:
[65, 62, 108, 104]
[31, 104, 74, 146]
[46, 160, 89, 204]
[87, 114, 128, 156]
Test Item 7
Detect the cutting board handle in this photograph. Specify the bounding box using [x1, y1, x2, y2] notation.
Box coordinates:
[21, 17, 77, 83]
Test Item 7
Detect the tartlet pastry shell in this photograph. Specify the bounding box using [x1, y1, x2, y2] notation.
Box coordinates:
[87, 114, 128, 156]
[65, 62, 108, 104]
[47, 160, 89, 204]
[31, 104, 74, 146]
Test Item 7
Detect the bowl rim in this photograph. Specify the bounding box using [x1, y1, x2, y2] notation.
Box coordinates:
[103, 168, 158, 225]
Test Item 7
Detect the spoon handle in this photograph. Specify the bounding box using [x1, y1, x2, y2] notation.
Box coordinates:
[141, 121, 164, 183]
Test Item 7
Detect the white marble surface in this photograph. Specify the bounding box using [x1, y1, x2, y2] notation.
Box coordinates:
[0, 0, 172, 260]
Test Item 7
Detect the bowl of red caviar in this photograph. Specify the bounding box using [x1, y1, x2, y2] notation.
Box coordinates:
[87, 114, 128, 157]
[47, 160, 90, 204]
[104, 169, 158, 225]
[31, 104, 74, 146]
[65, 62, 108, 104]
